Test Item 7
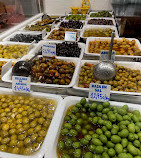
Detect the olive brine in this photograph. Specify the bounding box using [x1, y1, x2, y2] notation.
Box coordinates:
[0, 94, 57, 155]
[57, 98, 141, 158]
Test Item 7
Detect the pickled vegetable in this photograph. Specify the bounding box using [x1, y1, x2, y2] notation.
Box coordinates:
[66, 14, 86, 20]
[31, 56, 75, 85]
[47, 27, 79, 41]
[25, 24, 51, 32]
[0, 94, 57, 155]
[35, 19, 56, 25]
[60, 20, 83, 29]
[88, 19, 113, 25]
[57, 98, 141, 157]
[88, 38, 141, 56]
[83, 28, 113, 37]
[78, 62, 141, 92]
[0, 44, 29, 59]
[90, 11, 112, 17]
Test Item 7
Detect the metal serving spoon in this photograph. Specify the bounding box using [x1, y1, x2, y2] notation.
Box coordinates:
[93, 31, 117, 81]
[12, 52, 41, 77]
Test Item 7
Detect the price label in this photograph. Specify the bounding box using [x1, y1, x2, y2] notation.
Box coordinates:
[42, 28, 46, 39]
[65, 31, 76, 41]
[42, 44, 56, 57]
[12, 76, 31, 93]
[89, 83, 111, 102]
[100, 50, 116, 62]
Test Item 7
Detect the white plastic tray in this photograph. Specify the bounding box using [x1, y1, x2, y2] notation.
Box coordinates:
[86, 17, 116, 26]
[45, 96, 141, 158]
[0, 87, 62, 158]
[44, 28, 81, 42]
[73, 60, 141, 95]
[65, 14, 88, 21]
[85, 37, 141, 58]
[2, 55, 80, 88]
[28, 40, 85, 59]
[19, 21, 53, 33]
[80, 25, 119, 39]
[56, 20, 86, 30]
[0, 41, 36, 60]
[2, 31, 44, 44]
[89, 11, 114, 18]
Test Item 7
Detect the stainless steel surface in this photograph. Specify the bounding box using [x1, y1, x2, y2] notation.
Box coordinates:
[93, 32, 117, 81]
[108, 31, 115, 60]
[93, 61, 117, 81]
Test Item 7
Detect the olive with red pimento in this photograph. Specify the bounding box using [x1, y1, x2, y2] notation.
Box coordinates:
[31, 57, 75, 85]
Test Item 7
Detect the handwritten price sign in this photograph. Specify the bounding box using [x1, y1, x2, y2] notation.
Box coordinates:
[89, 83, 111, 102]
[65, 31, 76, 41]
[42, 44, 56, 57]
[12, 76, 31, 93]
[100, 50, 116, 62]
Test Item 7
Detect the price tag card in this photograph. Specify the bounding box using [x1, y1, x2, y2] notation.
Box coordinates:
[42, 28, 46, 39]
[12, 76, 31, 93]
[42, 44, 56, 57]
[100, 50, 116, 62]
[65, 31, 76, 41]
[89, 83, 111, 102]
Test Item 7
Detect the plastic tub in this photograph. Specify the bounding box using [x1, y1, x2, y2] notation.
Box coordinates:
[87, 17, 116, 26]
[0, 41, 36, 60]
[65, 14, 88, 21]
[2, 55, 80, 88]
[70, 7, 79, 14]
[80, 25, 119, 39]
[56, 20, 85, 30]
[45, 96, 141, 158]
[2, 31, 44, 44]
[89, 11, 114, 18]
[0, 87, 62, 158]
[44, 28, 81, 42]
[73, 60, 141, 96]
[85, 37, 141, 58]
[28, 40, 85, 59]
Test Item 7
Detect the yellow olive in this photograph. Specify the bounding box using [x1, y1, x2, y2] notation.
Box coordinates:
[17, 141, 24, 148]
[0, 145, 7, 151]
[18, 134, 26, 141]
[9, 139, 18, 147]
[12, 147, 20, 154]
[24, 137, 31, 146]
[2, 124, 9, 131]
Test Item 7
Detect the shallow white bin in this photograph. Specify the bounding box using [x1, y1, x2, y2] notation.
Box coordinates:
[85, 37, 141, 58]
[0, 41, 36, 60]
[80, 25, 119, 39]
[45, 96, 141, 158]
[89, 11, 114, 18]
[2, 55, 80, 88]
[2, 31, 44, 44]
[73, 60, 141, 96]
[28, 40, 85, 59]
[0, 87, 63, 158]
[86, 17, 116, 26]
[44, 28, 81, 42]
